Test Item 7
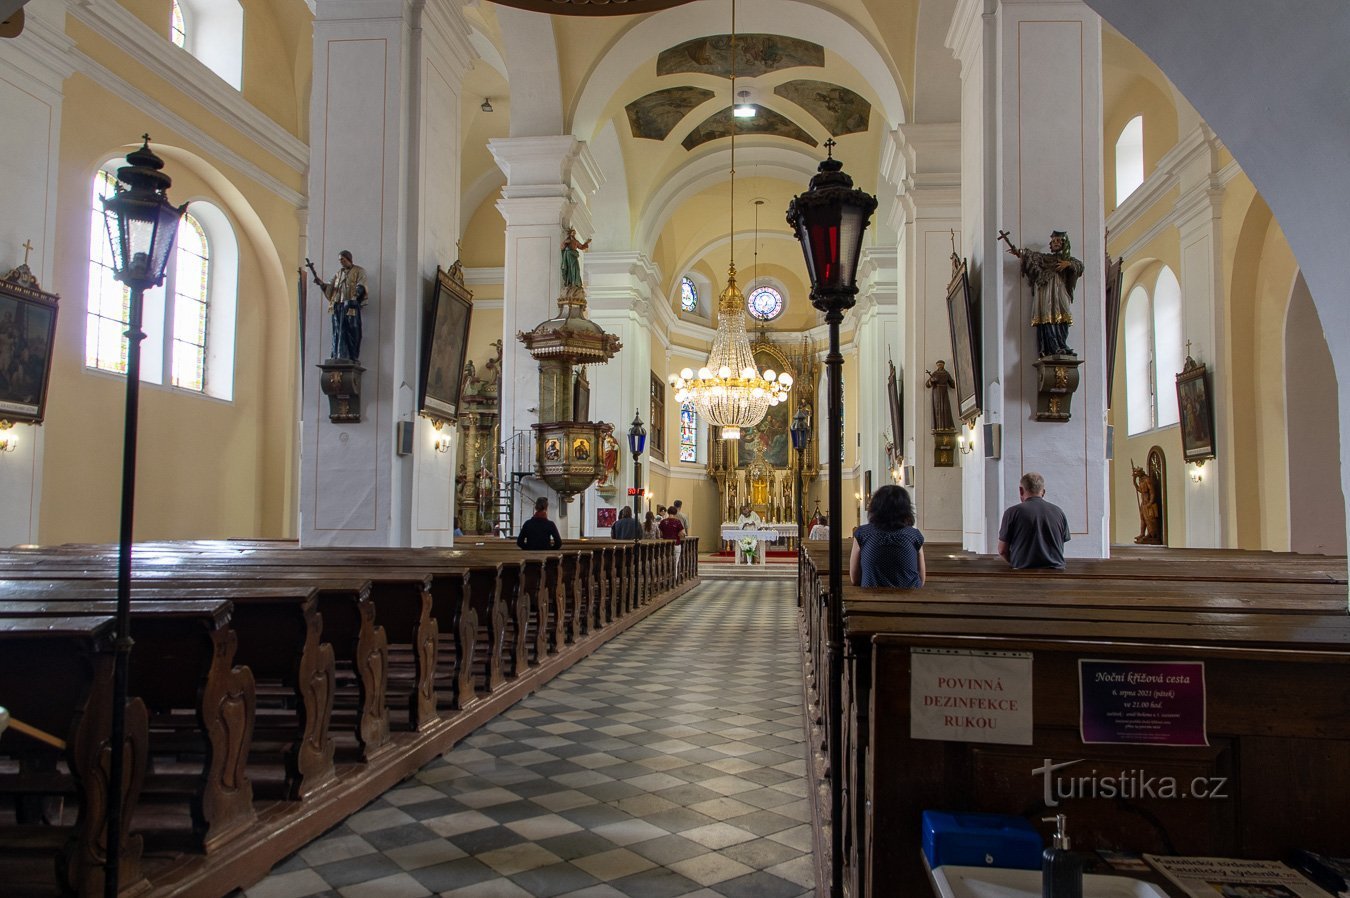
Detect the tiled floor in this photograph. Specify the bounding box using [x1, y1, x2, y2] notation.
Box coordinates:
[237, 579, 814, 898]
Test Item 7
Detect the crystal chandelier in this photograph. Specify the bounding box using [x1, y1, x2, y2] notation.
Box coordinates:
[667, 0, 791, 441]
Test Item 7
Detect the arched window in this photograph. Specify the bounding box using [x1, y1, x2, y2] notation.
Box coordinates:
[1123, 266, 1182, 435]
[87, 164, 238, 400]
[747, 285, 783, 321]
[1115, 115, 1144, 206]
[679, 401, 698, 462]
[170, 0, 187, 49]
[171, 0, 243, 90]
[680, 277, 699, 313]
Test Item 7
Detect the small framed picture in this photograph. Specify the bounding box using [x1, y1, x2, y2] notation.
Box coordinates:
[1175, 356, 1215, 464]
[0, 269, 59, 425]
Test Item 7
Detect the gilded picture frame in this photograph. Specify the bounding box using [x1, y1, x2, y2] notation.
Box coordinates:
[0, 269, 59, 425]
[945, 256, 982, 424]
[1175, 357, 1216, 464]
[419, 263, 474, 421]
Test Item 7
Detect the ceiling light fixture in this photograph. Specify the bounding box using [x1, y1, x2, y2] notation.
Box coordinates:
[668, 0, 791, 441]
[480, 98, 494, 113]
[733, 90, 756, 118]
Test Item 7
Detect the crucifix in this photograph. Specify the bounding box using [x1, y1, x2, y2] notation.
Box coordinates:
[21, 239, 34, 266]
[823, 137, 837, 159]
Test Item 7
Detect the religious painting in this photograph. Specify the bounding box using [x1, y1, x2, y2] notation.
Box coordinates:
[625, 86, 716, 140]
[0, 267, 59, 425]
[945, 256, 982, 424]
[738, 346, 793, 468]
[419, 264, 473, 421]
[887, 359, 903, 451]
[596, 507, 617, 529]
[1176, 356, 1215, 464]
[544, 438, 561, 461]
[658, 34, 824, 79]
[1104, 248, 1124, 408]
[773, 80, 870, 135]
[572, 438, 592, 462]
[681, 107, 817, 151]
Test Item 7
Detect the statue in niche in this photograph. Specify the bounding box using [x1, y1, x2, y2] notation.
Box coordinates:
[1132, 450, 1165, 545]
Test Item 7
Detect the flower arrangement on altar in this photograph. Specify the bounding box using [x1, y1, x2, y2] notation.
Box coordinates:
[738, 535, 759, 562]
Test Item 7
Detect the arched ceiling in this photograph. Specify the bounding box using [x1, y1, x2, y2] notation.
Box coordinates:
[464, 0, 915, 320]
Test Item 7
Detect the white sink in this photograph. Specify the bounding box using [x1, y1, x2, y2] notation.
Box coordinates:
[932, 865, 1170, 898]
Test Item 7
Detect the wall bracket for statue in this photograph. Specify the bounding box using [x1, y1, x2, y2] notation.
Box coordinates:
[1032, 355, 1082, 422]
[318, 357, 364, 424]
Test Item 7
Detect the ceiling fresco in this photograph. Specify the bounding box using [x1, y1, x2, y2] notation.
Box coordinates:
[626, 86, 717, 140]
[657, 34, 825, 79]
[773, 80, 871, 135]
[487, 0, 695, 15]
[681, 106, 818, 150]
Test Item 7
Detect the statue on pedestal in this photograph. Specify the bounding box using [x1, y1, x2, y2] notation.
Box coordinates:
[998, 229, 1083, 358]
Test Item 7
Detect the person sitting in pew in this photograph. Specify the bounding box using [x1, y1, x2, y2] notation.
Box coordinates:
[850, 485, 925, 588]
[997, 471, 1070, 569]
[518, 496, 563, 550]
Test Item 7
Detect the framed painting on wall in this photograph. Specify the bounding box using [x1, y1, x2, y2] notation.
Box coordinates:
[0, 267, 59, 425]
[1176, 356, 1215, 464]
[945, 256, 981, 424]
[419, 263, 474, 421]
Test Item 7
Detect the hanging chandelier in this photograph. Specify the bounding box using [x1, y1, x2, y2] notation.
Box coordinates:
[668, 0, 791, 441]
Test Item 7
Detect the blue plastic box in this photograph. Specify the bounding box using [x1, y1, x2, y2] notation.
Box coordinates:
[921, 811, 1043, 870]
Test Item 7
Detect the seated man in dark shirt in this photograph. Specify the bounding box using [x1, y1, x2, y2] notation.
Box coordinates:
[997, 471, 1070, 569]
[518, 496, 563, 550]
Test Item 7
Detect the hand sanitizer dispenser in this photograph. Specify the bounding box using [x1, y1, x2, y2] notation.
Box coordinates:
[1041, 814, 1084, 898]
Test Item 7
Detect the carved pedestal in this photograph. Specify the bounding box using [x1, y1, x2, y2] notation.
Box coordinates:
[317, 358, 365, 423]
[933, 428, 957, 467]
[1032, 355, 1083, 422]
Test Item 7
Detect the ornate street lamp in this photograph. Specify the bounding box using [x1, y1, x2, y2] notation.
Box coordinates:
[786, 138, 876, 898]
[627, 409, 646, 519]
[100, 136, 188, 898]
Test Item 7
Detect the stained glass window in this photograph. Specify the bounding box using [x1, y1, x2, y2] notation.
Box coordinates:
[680, 277, 698, 313]
[747, 285, 783, 321]
[170, 0, 186, 48]
[679, 402, 697, 462]
[171, 214, 210, 391]
[86, 169, 132, 374]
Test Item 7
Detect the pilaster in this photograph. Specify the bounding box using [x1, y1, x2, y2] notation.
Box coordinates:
[950, 0, 1108, 557]
[300, 0, 470, 547]
[0, 0, 75, 546]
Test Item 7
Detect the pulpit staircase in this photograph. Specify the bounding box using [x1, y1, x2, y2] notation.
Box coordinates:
[494, 429, 535, 537]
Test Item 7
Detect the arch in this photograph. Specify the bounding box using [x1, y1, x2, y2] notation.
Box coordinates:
[1285, 273, 1345, 553]
[570, 0, 906, 141]
[497, 6, 563, 137]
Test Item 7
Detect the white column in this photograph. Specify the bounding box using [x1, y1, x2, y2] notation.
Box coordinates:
[489, 136, 602, 529]
[1172, 128, 1227, 547]
[854, 248, 899, 505]
[949, 0, 1108, 557]
[301, 0, 472, 547]
[885, 123, 964, 543]
[0, 0, 74, 547]
[580, 252, 659, 535]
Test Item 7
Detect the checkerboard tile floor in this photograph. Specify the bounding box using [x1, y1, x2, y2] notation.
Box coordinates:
[236, 579, 814, 898]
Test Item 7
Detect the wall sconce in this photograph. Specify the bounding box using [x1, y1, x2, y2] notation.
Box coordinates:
[480, 98, 494, 113]
[0, 421, 15, 454]
[956, 429, 976, 455]
[1189, 466, 1203, 484]
[432, 420, 453, 454]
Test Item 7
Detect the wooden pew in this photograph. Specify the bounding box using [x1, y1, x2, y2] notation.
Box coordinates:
[0, 616, 149, 897]
[0, 591, 255, 853]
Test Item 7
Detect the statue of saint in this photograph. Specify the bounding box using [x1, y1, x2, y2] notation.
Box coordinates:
[1132, 458, 1163, 544]
[999, 229, 1084, 357]
[560, 228, 591, 292]
[925, 360, 956, 432]
[308, 250, 368, 361]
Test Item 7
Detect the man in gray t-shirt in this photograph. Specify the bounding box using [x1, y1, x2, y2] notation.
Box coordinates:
[997, 472, 1070, 569]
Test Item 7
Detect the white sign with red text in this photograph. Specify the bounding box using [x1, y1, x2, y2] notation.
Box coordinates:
[910, 648, 1034, 745]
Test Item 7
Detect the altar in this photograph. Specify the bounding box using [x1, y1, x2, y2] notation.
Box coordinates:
[719, 524, 791, 564]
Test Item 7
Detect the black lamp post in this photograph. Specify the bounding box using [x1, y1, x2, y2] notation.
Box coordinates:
[786, 138, 876, 898]
[627, 409, 646, 521]
[100, 136, 187, 898]
[790, 403, 811, 564]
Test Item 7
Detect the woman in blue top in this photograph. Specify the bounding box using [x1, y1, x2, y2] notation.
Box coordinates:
[849, 485, 925, 588]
